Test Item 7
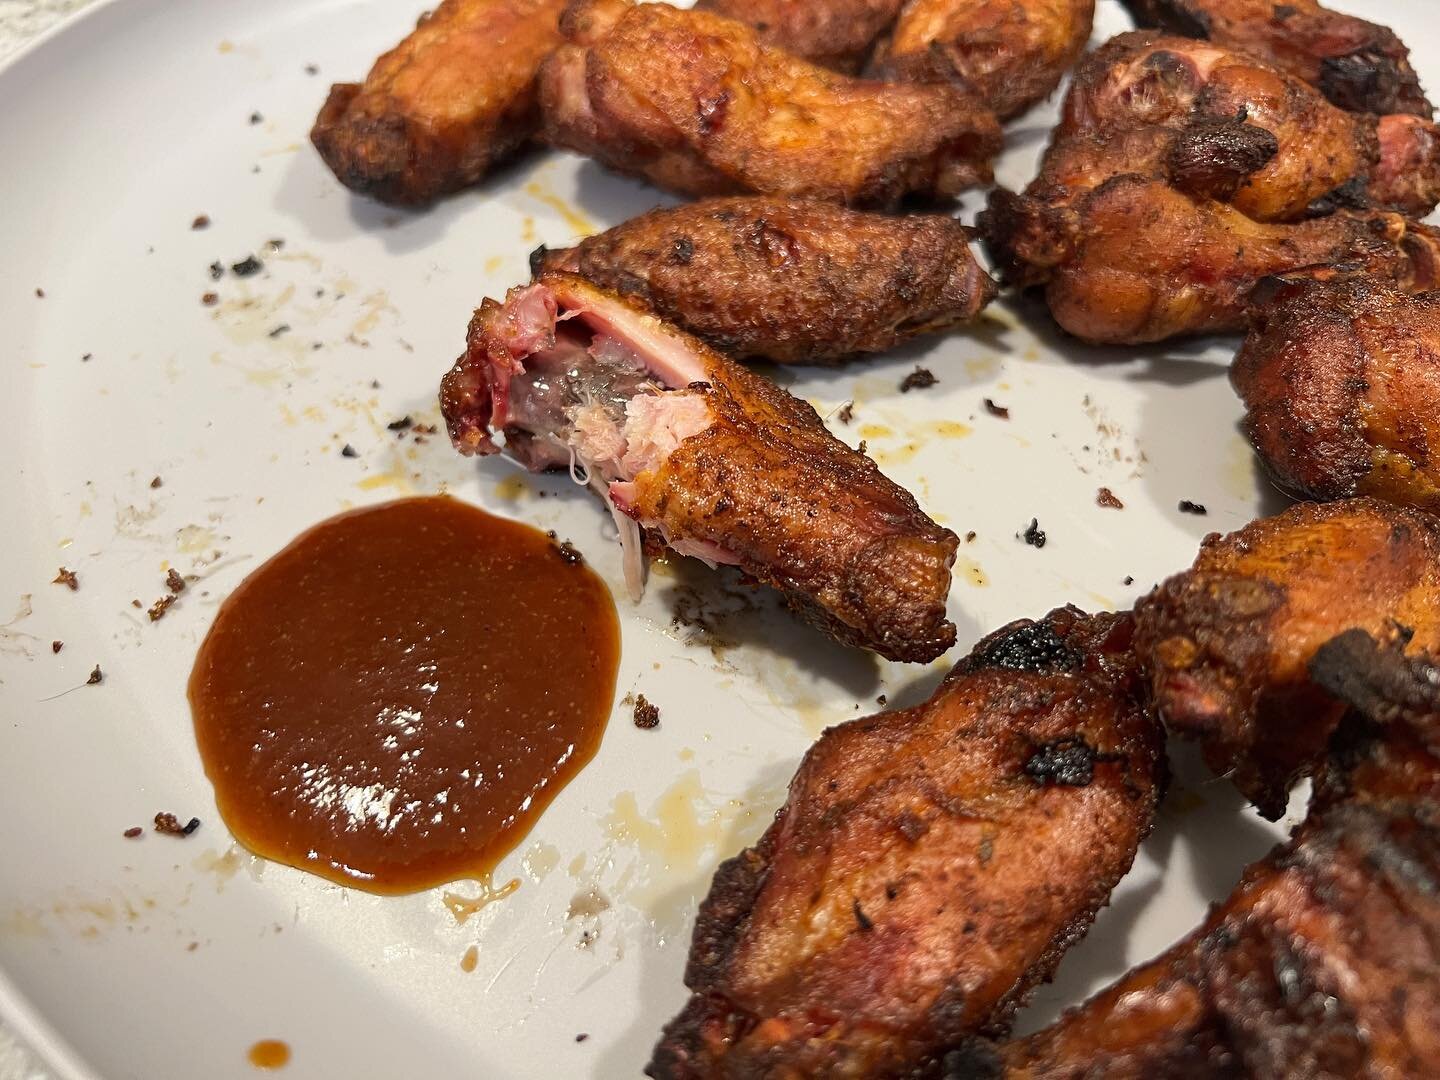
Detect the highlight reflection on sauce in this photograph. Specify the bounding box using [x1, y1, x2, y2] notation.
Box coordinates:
[189, 497, 620, 894]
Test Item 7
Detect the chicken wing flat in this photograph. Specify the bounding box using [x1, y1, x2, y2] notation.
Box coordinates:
[310, 0, 566, 205]
[1120, 0, 1433, 118]
[648, 607, 1164, 1078]
[1133, 497, 1440, 818]
[982, 628, 1440, 1079]
[534, 197, 996, 365]
[1234, 278, 1440, 514]
[537, 0, 1002, 207]
[439, 272, 958, 662]
[868, 0, 1094, 120]
[691, 0, 905, 72]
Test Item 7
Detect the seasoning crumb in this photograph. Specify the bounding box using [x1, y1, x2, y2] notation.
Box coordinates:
[266, 238, 285, 253]
[964, 530, 977, 543]
[35, 287, 45, 298]
[575, 1034, 589, 1044]
[1096, 487, 1124, 509]
[201, 292, 219, 307]
[387, 415, 414, 433]
[554, 539, 584, 565]
[166, 568, 186, 594]
[633, 694, 660, 729]
[148, 594, 176, 622]
[87, 665, 103, 685]
[267, 324, 291, 338]
[983, 398, 1010, 419]
[123, 826, 143, 839]
[1021, 518, 1047, 548]
[305, 63, 320, 75]
[899, 366, 938, 393]
[53, 567, 79, 590]
[230, 254, 263, 277]
[81, 353, 92, 362]
[1123, 575, 1135, 586]
[150, 476, 164, 489]
[208, 260, 224, 281]
[153, 812, 201, 837]
[370, 379, 382, 390]
[877, 694, 888, 706]
[1178, 500, 1208, 516]
[340, 444, 359, 458]
[191, 214, 211, 230]
[836, 401, 855, 424]
[131, 599, 143, 609]
[51, 640, 63, 654]
[249, 111, 263, 125]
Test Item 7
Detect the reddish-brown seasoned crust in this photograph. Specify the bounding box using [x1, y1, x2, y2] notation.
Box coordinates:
[537, 0, 1002, 207]
[991, 629, 1440, 1079]
[1120, 0, 1433, 117]
[868, 0, 1095, 120]
[310, 0, 567, 205]
[537, 197, 996, 364]
[693, 0, 906, 72]
[1133, 497, 1440, 819]
[648, 607, 1164, 1078]
[1233, 277, 1440, 513]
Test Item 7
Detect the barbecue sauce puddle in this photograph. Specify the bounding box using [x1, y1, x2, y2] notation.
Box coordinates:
[188, 496, 620, 894]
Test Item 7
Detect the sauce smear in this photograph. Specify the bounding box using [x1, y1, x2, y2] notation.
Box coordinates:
[189, 496, 620, 894]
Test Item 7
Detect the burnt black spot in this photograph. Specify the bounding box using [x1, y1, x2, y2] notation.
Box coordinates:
[1318, 51, 1402, 115]
[852, 899, 874, 932]
[528, 244, 550, 277]
[1024, 737, 1098, 787]
[1305, 176, 1370, 218]
[669, 236, 695, 265]
[972, 620, 1081, 673]
[940, 1043, 1003, 1080]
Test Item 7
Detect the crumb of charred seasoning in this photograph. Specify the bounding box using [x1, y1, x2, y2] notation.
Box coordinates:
[836, 401, 855, 424]
[1178, 500, 1208, 515]
[230, 254, 263, 278]
[387, 415, 414, 433]
[899, 366, 938, 393]
[1021, 518, 1047, 548]
[148, 594, 176, 622]
[131, 599, 142, 609]
[575, 1034, 589, 1044]
[87, 665, 103, 685]
[51, 640, 63, 654]
[53, 567, 79, 590]
[876, 694, 887, 706]
[340, 444, 359, 459]
[123, 826, 143, 839]
[150, 475, 163, 489]
[249, 111, 263, 125]
[857, 440, 868, 454]
[370, 379, 382, 390]
[633, 694, 660, 729]
[35, 287, 45, 298]
[268, 324, 291, 338]
[166, 569, 186, 594]
[81, 353, 92, 362]
[1123, 575, 1135, 586]
[201, 292, 219, 307]
[983, 398, 1010, 419]
[413, 423, 438, 436]
[154, 812, 201, 837]
[304, 63, 319, 75]
[191, 214, 211, 230]
[964, 530, 977, 543]
[1096, 487, 1124, 509]
[208, 261, 224, 281]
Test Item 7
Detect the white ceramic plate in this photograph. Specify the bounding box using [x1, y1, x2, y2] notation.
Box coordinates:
[0, 1, 1427, 1076]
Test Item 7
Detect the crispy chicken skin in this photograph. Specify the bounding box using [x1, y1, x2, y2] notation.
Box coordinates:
[983, 629, 1440, 1079]
[692, 0, 905, 72]
[534, 197, 996, 365]
[648, 607, 1164, 1079]
[868, 0, 1095, 120]
[1133, 497, 1440, 818]
[310, 0, 566, 205]
[537, 0, 1002, 207]
[439, 272, 958, 662]
[980, 31, 1440, 344]
[1120, 0, 1433, 118]
[1234, 278, 1440, 513]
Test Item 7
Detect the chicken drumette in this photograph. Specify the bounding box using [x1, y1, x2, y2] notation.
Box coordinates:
[311, 0, 566, 205]
[534, 197, 996, 365]
[537, 0, 1001, 207]
[648, 607, 1164, 1079]
[439, 272, 959, 662]
[1121, 0, 1432, 117]
[1234, 277, 1440, 514]
[1133, 497, 1440, 818]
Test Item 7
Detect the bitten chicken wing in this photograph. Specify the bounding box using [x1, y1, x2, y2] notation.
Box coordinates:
[692, 0, 905, 72]
[868, 0, 1095, 119]
[439, 272, 958, 662]
[310, 0, 566, 205]
[984, 628, 1440, 1079]
[1120, 0, 1433, 117]
[537, 0, 1002, 207]
[534, 197, 996, 365]
[1133, 497, 1440, 818]
[648, 607, 1164, 1079]
[1234, 278, 1440, 513]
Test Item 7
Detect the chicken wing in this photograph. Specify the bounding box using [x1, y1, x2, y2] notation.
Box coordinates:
[439, 272, 958, 662]
[537, 0, 1002, 207]
[868, 0, 1094, 120]
[1234, 278, 1440, 514]
[534, 197, 996, 365]
[691, 0, 905, 72]
[1133, 497, 1440, 818]
[982, 628, 1440, 1079]
[310, 0, 566, 205]
[648, 606, 1164, 1079]
[1120, 0, 1433, 118]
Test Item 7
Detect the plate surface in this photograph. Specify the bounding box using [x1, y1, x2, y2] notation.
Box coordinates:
[0, 1, 1427, 1076]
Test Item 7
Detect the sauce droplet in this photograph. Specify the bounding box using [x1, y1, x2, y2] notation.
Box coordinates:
[460, 944, 479, 972]
[248, 1040, 290, 1070]
[189, 497, 620, 893]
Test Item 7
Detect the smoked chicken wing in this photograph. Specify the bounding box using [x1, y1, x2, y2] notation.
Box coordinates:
[438, 272, 959, 662]
[648, 607, 1164, 1078]
[534, 197, 996, 365]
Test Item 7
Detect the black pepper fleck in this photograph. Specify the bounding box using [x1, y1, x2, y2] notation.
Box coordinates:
[208, 261, 225, 280]
[900, 366, 938, 392]
[231, 254, 263, 277]
[268, 324, 291, 338]
[340, 444, 358, 458]
[1178, 500, 1208, 515]
[249, 111, 263, 125]
[1021, 519, 1047, 548]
